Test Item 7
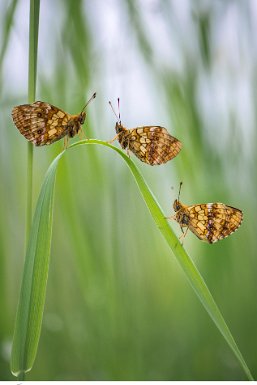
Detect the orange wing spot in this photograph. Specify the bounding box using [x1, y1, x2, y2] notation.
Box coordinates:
[48, 128, 57, 137]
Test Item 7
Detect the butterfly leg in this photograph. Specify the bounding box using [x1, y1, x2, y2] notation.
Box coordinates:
[107, 134, 120, 144]
[179, 226, 189, 245]
[165, 214, 176, 220]
[63, 136, 69, 149]
[126, 138, 131, 158]
[79, 129, 88, 140]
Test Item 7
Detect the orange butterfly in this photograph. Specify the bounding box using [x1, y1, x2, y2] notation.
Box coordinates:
[108, 99, 182, 165]
[12, 92, 96, 147]
[167, 183, 243, 243]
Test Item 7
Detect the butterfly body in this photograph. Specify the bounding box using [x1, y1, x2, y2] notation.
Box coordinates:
[114, 121, 182, 165]
[115, 122, 130, 149]
[172, 199, 243, 243]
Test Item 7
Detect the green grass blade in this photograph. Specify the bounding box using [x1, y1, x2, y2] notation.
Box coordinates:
[26, 0, 40, 245]
[11, 0, 41, 379]
[11, 139, 253, 380]
[11, 151, 64, 377]
[28, 0, 40, 103]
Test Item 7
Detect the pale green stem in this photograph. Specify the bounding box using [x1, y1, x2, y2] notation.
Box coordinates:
[26, 0, 40, 245]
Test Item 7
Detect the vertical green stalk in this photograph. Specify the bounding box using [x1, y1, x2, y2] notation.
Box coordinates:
[13, 0, 40, 381]
[26, 0, 40, 245]
[26, 144, 33, 247]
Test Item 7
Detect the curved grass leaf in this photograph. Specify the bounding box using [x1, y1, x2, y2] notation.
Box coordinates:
[11, 139, 254, 380]
[11, 151, 64, 378]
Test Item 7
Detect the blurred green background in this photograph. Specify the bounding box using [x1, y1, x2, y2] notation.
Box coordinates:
[1, 0, 257, 380]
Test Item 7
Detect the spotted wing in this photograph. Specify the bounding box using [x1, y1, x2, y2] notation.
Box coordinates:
[12, 101, 71, 146]
[127, 126, 182, 165]
[186, 203, 243, 243]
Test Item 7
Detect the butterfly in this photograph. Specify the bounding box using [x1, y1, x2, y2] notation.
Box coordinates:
[108, 99, 182, 165]
[11, 92, 96, 147]
[167, 182, 243, 243]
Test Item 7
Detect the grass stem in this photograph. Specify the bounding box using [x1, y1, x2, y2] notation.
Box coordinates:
[11, 0, 41, 379]
[26, 0, 40, 242]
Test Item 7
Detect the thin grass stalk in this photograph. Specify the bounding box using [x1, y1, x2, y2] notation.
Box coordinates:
[26, 144, 33, 249]
[13, 0, 40, 381]
[26, 0, 40, 245]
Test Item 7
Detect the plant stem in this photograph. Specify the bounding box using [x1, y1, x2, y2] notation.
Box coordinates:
[26, 143, 33, 246]
[12, 0, 40, 379]
[28, 0, 40, 102]
[26, 0, 40, 245]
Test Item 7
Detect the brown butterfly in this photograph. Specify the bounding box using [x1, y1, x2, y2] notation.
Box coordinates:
[108, 99, 182, 165]
[12, 92, 96, 147]
[167, 182, 243, 243]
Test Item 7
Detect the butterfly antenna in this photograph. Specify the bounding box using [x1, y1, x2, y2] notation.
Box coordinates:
[81, 92, 97, 113]
[117, 97, 121, 122]
[178, 182, 183, 201]
[109, 99, 121, 123]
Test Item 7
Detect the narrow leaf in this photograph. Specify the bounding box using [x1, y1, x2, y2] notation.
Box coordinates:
[11, 152, 64, 376]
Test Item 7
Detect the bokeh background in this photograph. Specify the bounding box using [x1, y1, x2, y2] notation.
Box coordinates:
[1, 0, 257, 380]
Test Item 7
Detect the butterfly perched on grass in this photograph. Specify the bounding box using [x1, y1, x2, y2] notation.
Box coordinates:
[108, 99, 182, 165]
[12, 92, 96, 147]
[167, 182, 243, 243]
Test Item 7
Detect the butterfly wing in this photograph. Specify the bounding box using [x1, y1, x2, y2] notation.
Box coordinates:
[12, 101, 71, 146]
[186, 203, 243, 243]
[127, 126, 182, 165]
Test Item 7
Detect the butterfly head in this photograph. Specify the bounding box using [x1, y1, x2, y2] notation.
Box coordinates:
[78, 111, 86, 125]
[115, 121, 126, 134]
[173, 199, 182, 212]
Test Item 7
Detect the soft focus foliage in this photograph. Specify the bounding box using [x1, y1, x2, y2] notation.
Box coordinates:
[0, 0, 256, 380]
